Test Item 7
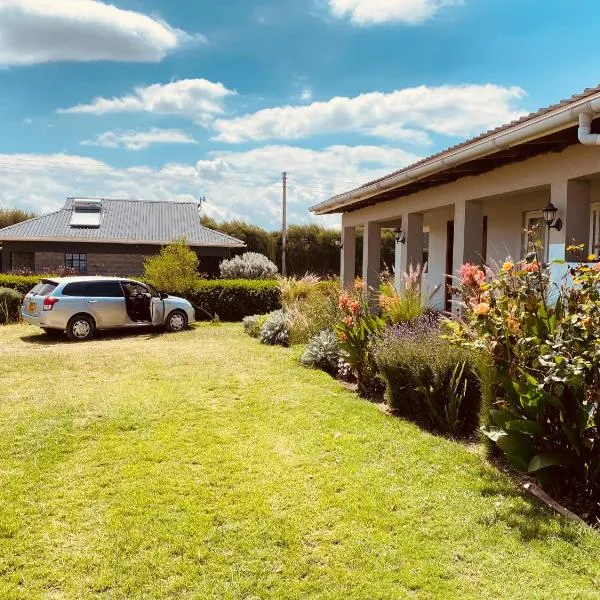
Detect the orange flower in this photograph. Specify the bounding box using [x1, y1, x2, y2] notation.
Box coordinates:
[339, 332, 348, 342]
[459, 263, 485, 287]
[506, 316, 520, 333]
[348, 300, 361, 315]
[474, 302, 491, 316]
[344, 316, 354, 328]
[338, 294, 349, 309]
[502, 261, 515, 272]
[523, 261, 541, 273]
[354, 280, 365, 292]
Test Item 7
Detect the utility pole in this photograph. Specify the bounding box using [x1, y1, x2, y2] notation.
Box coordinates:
[281, 172, 287, 276]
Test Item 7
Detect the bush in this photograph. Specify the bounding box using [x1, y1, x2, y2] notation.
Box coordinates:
[181, 280, 281, 322]
[281, 276, 340, 345]
[144, 238, 199, 294]
[259, 310, 289, 346]
[0, 274, 40, 295]
[243, 313, 269, 338]
[448, 246, 600, 508]
[301, 330, 340, 375]
[220, 252, 278, 280]
[0, 287, 22, 324]
[375, 316, 481, 436]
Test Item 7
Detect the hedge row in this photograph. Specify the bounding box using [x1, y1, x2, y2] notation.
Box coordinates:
[0, 274, 282, 322]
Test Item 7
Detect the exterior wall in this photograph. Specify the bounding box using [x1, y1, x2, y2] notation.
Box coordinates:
[0, 241, 233, 276]
[35, 252, 65, 273]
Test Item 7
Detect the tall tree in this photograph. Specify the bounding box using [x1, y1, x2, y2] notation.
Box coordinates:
[0, 208, 36, 229]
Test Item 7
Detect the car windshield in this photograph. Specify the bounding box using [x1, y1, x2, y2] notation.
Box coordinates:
[30, 281, 57, 296]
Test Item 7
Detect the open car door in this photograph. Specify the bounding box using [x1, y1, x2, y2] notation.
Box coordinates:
[147, 284, 165, 326]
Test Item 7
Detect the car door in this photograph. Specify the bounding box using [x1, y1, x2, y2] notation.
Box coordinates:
[146, 283, 165, 326]
[85, 281, 128, 328]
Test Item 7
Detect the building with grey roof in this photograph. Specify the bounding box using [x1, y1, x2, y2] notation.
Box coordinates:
[0, 198, 245, 276]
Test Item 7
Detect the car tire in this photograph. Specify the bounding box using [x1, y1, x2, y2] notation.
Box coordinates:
[42, 328, 63, 338]
[165, 310, 188, 333]
[66, 314, 96, 342]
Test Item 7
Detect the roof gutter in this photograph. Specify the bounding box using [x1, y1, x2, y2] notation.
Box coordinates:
[312, 93, 600, 215]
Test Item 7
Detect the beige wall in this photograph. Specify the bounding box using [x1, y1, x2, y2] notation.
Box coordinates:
[341, 143, 600, 308]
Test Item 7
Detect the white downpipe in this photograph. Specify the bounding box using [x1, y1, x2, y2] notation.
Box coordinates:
[578, 113, 600, 145]
[313, 94, 600, 215]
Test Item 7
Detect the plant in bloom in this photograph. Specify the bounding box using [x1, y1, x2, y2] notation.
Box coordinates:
[459, 263, 486, 287]
[447, 241, 600, 514]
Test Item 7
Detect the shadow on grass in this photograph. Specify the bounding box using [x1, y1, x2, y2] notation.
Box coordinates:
[19, 326, 165, 345]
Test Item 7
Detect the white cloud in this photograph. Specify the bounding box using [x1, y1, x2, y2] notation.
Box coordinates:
[212, 84, 527, 143]
[328, 0, 462, 25]
[58, 79, 236, 126]
[81, 128, 198, 151]
[0, 0, 198, 66]
[300, 88, 313, 102]
[0, 145, 420, 228]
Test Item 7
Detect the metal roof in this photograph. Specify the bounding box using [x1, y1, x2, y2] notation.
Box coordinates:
[0, 198, 245, 247]
[311, 84, 600, 214]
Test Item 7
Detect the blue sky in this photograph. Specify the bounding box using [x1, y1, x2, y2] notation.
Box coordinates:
[1, 0, 600, 228]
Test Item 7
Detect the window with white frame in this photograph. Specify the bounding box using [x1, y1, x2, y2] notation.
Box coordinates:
[522, 210, 548, 259]
[589, 203, 600, 258]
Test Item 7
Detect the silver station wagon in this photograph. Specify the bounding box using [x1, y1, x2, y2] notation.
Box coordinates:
[22, 276, 195, 341]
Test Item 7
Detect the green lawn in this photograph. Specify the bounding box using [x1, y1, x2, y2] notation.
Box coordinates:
[0, 323, 599, 599]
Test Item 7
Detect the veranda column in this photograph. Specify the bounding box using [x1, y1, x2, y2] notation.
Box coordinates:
[452, 199, 485, 273]
[340, 225, 356, 289]
[549, 179, 590, 262]
[362, 221, 381, 292]
[399, 213, 424, 278]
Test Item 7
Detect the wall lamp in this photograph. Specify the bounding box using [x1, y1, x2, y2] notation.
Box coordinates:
[543, 202, 563, 231]
[393, 227, 406, 244]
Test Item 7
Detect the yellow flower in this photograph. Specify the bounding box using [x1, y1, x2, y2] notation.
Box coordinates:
[507, 316, 520, 334]
[588, 254, 597, 262]
[502, 261, 515, 272]
[474, 302, 491, 316]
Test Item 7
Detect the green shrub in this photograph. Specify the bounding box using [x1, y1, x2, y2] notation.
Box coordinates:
[259, 310, 289, 346]
[301, 330, 340, 375]
[282, 277, 340, 345]
[0, 274, 40, 295]
[220, 252, 278, 280]
[0, 287, 22, 324]
[182, 280, 281, 322]
[375, 318, 481, 437]
[449, 246, 600, 505]
[144, 238, 199, 294]
[242, 313, 269, 338]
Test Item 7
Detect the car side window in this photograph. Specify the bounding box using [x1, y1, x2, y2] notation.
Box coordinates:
[62, 282, 88, 297]
[145, 283, 161, 298]
[122, 281, 150, 296]
[86, 281, 124, 298]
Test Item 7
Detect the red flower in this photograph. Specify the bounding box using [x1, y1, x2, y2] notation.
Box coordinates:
[338, 294, 349, 309]
[459, 263, 485, 287]
[339, 332, 348, 342]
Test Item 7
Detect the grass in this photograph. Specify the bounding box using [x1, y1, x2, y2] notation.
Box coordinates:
[0, 322, 599, 599]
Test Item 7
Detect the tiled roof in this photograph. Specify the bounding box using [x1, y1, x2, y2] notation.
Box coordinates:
[312, 84, 600, 211]
[0, 198, 245, 247]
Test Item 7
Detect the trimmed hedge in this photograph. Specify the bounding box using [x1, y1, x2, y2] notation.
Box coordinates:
[0, 274, 39, 295]
[0, 274, 281, 322]
[164, 280, 281, 322]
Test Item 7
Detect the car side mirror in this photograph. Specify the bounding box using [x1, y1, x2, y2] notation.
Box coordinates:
[160, 292, 169, 299]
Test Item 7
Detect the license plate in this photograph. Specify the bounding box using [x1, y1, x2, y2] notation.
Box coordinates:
[28, 301, 36, 313]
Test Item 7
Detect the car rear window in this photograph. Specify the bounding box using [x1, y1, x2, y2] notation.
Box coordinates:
[30, 281, 58, 296]
[61, 282, 89, 297]
[86, 281, 124, 298]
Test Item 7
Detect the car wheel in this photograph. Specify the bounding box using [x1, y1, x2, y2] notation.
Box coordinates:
[42, 328, 63, 338]
[165, 310, 187, 333]
[66, 315, 95, 341]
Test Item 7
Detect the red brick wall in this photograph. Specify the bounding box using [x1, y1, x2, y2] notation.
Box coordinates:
[35, 252, 65, 272]
[87, 253, 148, 276]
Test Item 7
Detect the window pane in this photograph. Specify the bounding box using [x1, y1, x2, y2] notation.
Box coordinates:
[62, 282, 88, 297]
[86, 281, 123, 298]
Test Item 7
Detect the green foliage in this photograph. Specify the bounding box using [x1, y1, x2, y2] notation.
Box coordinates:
[375, 323, 481, 436]
[242, 313, 269, 338]
[184, 280, 281, 322]
[0, 274, 40, 295]
[449, 245, 600, 503]
[0, 208, 36, 229]
[144, 238, 199, 294]
[220, 252, 278, 280]
[336, 284, 385, 397]
[301, 329, 341, 375]
[0, 287, 22, 324]
[259, 310, 289, 346]
[281, 276, 341, 345]
[201, 215, 275, 258]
